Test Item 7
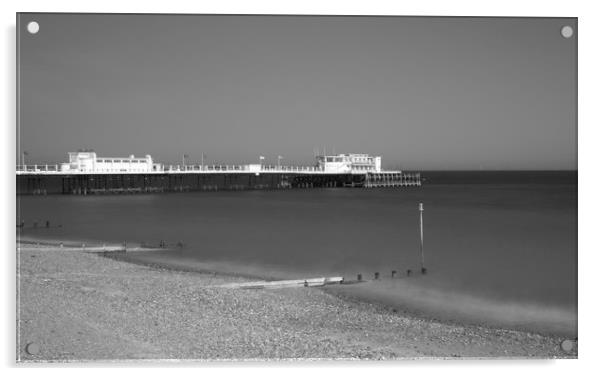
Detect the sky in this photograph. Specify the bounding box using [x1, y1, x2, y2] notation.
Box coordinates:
[17, 14, 577, 170]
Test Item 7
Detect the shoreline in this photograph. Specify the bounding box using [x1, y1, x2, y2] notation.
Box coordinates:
[18, 236, 577, 339]
[16, 181, 577, 341]
[105, 251, 577, 338]
[17, 235, 577, 338]
[17, 239, 576, 360]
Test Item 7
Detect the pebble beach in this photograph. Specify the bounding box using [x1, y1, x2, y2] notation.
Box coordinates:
[17, 243, 576, 361]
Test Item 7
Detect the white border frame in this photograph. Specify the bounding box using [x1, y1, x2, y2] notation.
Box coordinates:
[3, 1, 599, 374]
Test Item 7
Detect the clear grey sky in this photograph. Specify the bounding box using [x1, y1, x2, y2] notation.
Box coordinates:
[18, 14, 576, 170]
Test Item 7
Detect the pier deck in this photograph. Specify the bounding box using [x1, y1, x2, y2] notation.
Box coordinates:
[16, 164, 421, 195]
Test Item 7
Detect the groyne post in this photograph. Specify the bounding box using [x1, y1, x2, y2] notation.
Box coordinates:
[419, 202, 426, 274]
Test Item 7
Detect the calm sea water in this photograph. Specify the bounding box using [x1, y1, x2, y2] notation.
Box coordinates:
[18, 171, 577, 336]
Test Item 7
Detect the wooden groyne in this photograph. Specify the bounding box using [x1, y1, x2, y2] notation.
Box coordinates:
[216, 277, 344, 290]
[17, 239, 179, 253]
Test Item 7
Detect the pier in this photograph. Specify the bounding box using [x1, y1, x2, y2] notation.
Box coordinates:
[16, 151, 421, 195]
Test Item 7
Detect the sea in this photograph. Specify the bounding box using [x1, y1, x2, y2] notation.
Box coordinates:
[17, 171, 577, 337]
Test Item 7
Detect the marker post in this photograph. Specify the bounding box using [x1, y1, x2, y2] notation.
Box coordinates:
[419, 203, 426, 274]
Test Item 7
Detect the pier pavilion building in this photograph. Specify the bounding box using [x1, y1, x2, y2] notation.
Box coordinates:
[316, 154, 382, 174]
[60, 150, 158, 173]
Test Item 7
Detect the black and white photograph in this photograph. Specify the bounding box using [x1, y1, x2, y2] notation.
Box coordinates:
[15, 12, 577, 361]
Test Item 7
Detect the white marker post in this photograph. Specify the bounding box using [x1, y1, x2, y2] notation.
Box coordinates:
[419, 203, 426, 274]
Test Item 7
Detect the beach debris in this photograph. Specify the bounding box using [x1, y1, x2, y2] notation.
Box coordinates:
[45, 220, 50, 228]
[391, 270, 397, 278]
[357, 274, 362, 282]
[25, 342, 40, 355]
[374, 272, 380, 280]
[406, 269, 412, 277]
[421, 267, 428, 275]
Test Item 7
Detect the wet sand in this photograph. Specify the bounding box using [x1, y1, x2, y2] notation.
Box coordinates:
[17, 242, 576, 361]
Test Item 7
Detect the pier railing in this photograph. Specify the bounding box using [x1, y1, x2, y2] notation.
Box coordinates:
[17, 164, 329, 174]
[16, 164, 410, 178]
[165, 164, 325, 172]
[16, 164, 60, 173]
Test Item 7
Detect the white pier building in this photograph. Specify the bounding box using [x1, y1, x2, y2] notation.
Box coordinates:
[316, 154, 382, 174]
[60, 150, 160, 173]
[23, 150, 392, 176]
